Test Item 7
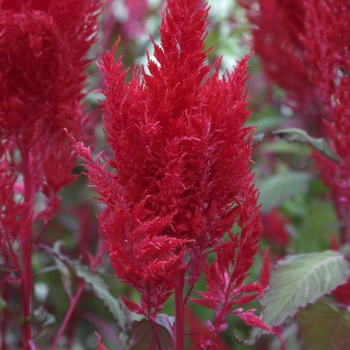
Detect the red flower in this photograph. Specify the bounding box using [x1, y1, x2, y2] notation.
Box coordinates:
[76, 0, 266, 337]
[302, 0, 350, 159]
[301, 0, 350, 243]
[0, 0, 101, 199]
[302, 0, 350, 157]
[238, 0, 327, 136]
[0, 1, 101, 346]
[240, 0, 350, 244]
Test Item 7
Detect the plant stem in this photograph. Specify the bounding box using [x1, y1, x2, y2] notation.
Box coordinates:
[150, 319, 163, 350]
[51, 279, 86, 350]
[1, 269, 9, 350]
[21, 151, 34, 350]
[175, 270, 185, 350]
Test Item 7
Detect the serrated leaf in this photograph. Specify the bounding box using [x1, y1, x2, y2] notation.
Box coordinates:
[73, 264, 127, 333]
[298, 298, 350, 350]
[129, 319, 174, 350]
[53, 241, 72, 298]
[247, 251, 350, 345]
[254, 127, 338, 162]
[262, 250, 350, 327]
[257, 171, 311, 213]
[155, 314, 175, 339]
[41, 244, 126, 333]
[246, 115, 284, 133]
[261, 140, 310, 156]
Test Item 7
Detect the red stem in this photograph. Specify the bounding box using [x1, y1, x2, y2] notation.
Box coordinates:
[1, 269, 9, 350]
[51, 279, 86, 350]
[21, 151, 34, 350]
[150, 319, 163, 350]
[175, 270, 185, 350]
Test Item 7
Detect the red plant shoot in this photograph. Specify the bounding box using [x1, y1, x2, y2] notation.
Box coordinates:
[75, 0, 270, 348]
[240, 0, 350, 245]
[3, 0, 350, 348]
[0, 0, 101, 348]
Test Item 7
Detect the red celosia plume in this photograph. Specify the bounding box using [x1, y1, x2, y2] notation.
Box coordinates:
[0, 0, 101, 257]
[76, 0, 268, 339]
[0, 1, 101, 346]
[302, 0, 350, 157]
[302, 0, 350, 213]
[238, 0, 327, 136]
[0, 0, 101, 199]
[240, 0, 350, 245]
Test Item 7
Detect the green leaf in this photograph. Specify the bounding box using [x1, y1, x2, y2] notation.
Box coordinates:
[261, 140, 310, 156]
[129, 318, 174, 350]
[262, 251, 350, 327]
[53, 241, 72, 298]
[73, 263, 127, 333]
[298, 200, 339, 253]
[247, 251, 350, 345]
[41, 244, 127, 333]
[154, 314, 175, 338]
[298, 298, 350, 350]
[246, 115, 284, 133]
[257, 171, 312, 213]
[254, 127, 338, 162]
[0, 296, 6, 313]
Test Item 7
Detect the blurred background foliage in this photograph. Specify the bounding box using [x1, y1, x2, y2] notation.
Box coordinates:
[27, 0, 339, 349]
